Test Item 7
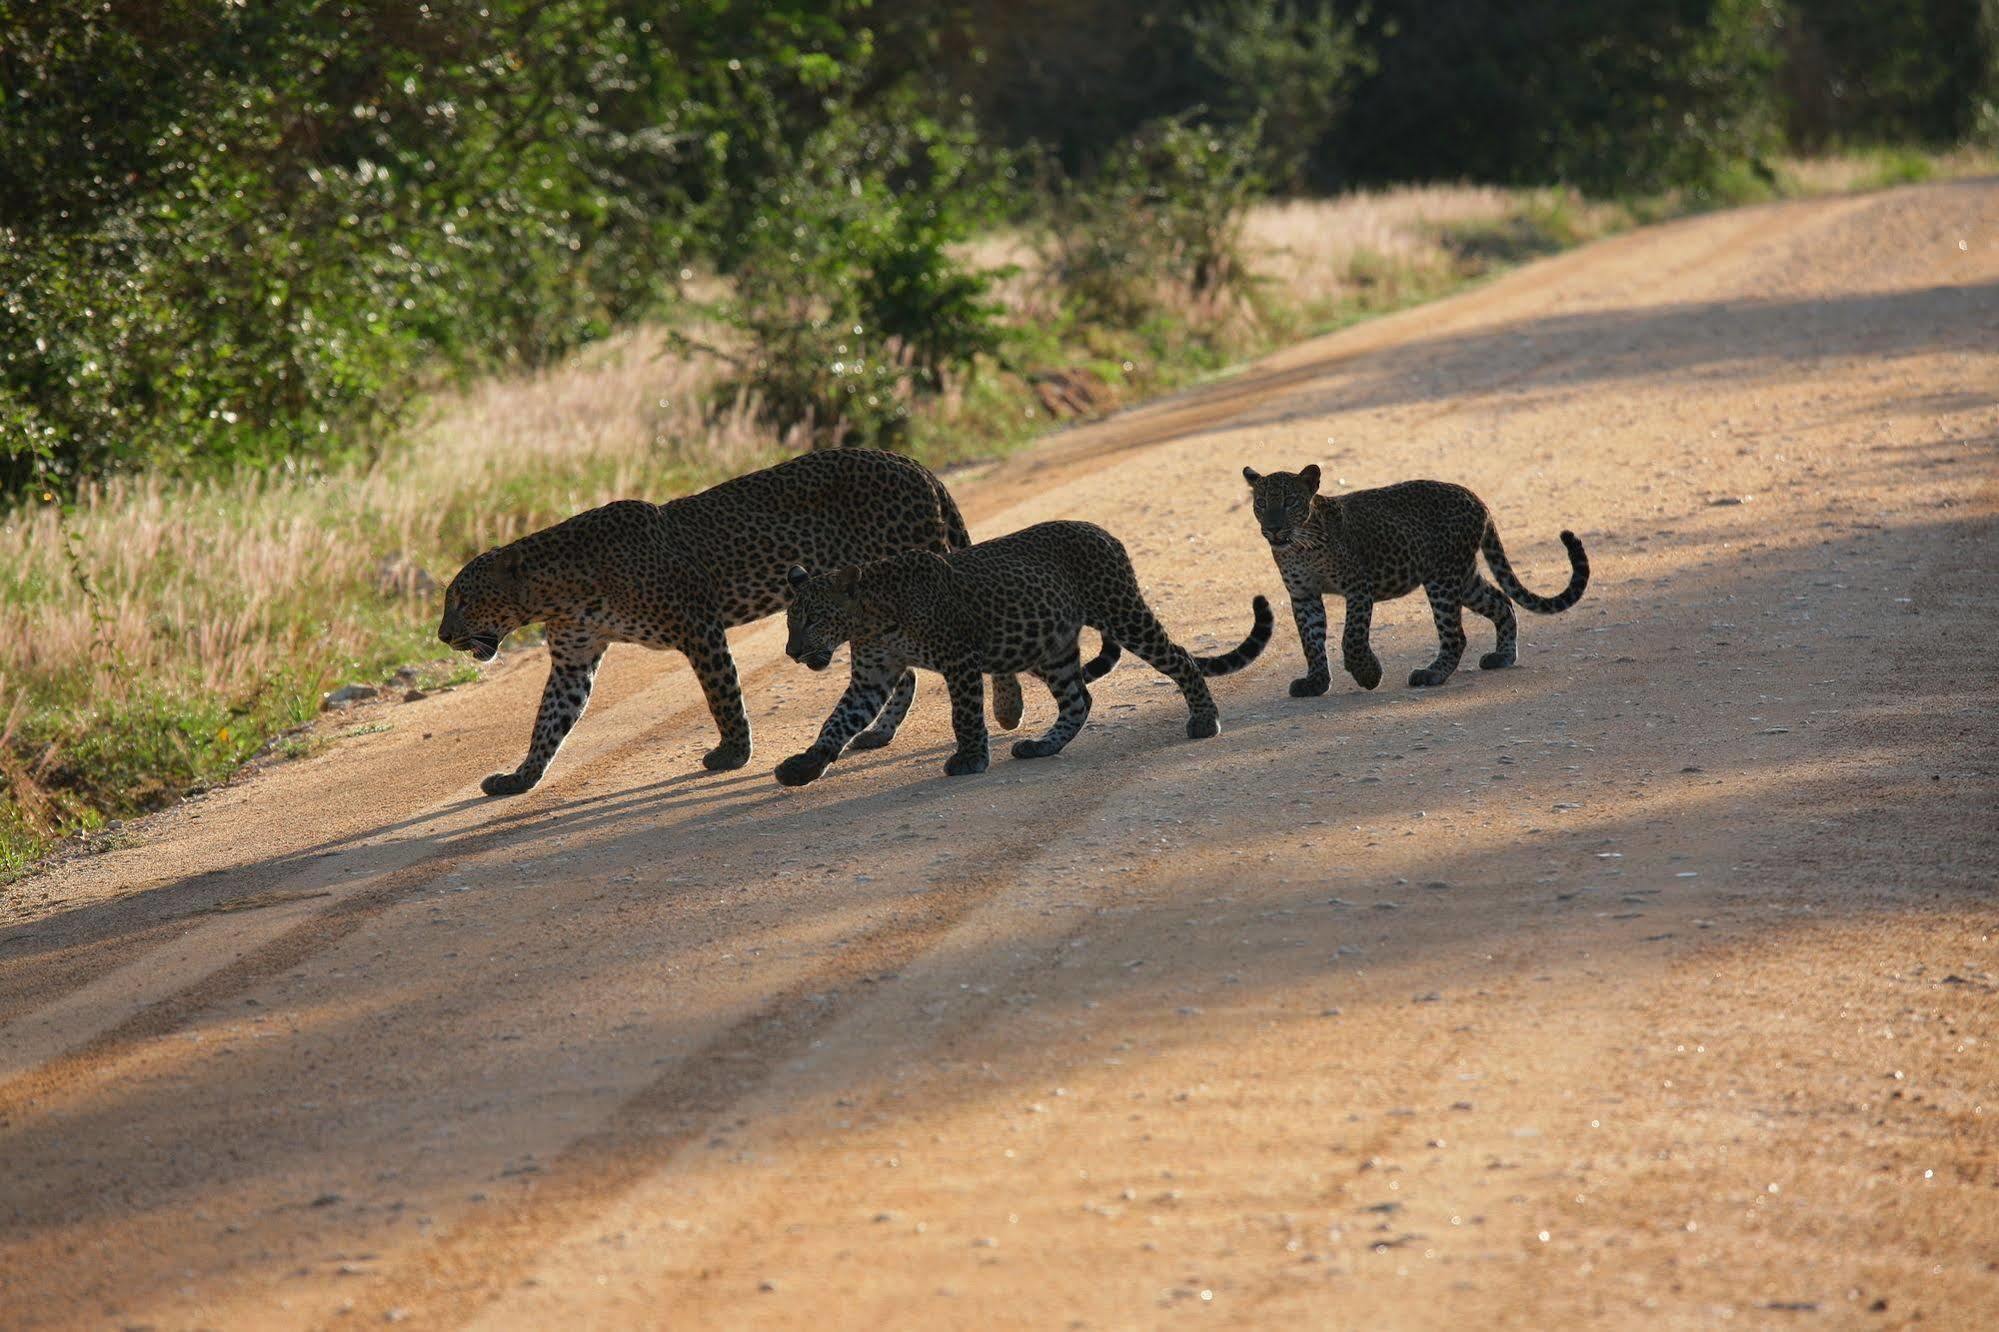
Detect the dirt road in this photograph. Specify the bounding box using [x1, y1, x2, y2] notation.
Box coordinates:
[3, 182, 1995, 1329]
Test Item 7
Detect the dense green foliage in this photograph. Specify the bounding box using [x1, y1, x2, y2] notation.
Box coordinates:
[0, 0, 903, 487]
[2, 0, 1993, 491]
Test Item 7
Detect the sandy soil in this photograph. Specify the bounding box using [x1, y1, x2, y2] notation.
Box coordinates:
[2, 182, 1996, 1330]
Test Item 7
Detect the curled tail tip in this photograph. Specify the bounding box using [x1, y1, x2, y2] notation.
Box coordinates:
[1560, 529, 1583, 548]
[1251, 593, 1272, 616]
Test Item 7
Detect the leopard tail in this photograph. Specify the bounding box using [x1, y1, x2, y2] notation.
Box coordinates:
[933, 473, 1025, 729]
[1196, 595, 1273, 677]
[1482, 523, 1589, 613]
[934, 476, 975, 553]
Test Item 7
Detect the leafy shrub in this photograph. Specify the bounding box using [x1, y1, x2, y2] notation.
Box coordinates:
[1039, 114, 1267, 326]
[0, 0, 887, 493]
[1183, 0, 1377, 192]
[684, 96, 1010, 448]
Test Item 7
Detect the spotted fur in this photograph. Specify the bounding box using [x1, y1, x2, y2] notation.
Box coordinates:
[1243, 466, 1588, 693]
[776, 520, 1273, 785]
[437, 449, 1024, 796]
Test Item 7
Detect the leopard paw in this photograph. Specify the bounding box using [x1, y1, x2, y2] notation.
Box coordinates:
[1011, 737, 1064, 760]
[1408, 666, 1451, 688]
[1186, 714, 1220, 740]
[847, 728, 895, 751]
[1289, 673, 1331, 698]
[1346, 655, 1383, 691]
[702, 739, 753, 771]
[1479, 650, 1517, 671]
[943, 749, 990, 777]
[775, 752, 830, 787]
[480, 770, 538, 797]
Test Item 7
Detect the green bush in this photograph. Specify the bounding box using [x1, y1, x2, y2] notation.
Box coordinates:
[1039, 114, 1267, 326]
[0, 0, 887, 492]
[1183, 0, 1377, 192]
[683, 96, 1011, 447]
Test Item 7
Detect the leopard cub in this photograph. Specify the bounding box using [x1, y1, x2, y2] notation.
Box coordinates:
[778, 520, 1272, 785]
[1243, 466, 1588, 694]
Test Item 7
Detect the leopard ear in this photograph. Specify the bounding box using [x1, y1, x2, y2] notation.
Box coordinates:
[495, 546, 529, 587]
[786, 564, 811, 590]
[827, 567, 867, 615]
[1242, 466, 1262, 486]
[1299, 464, 1321, 494]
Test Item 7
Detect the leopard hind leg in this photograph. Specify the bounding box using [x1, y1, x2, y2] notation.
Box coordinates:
[1098, 604, 1220, 740]
[990, 673, 1025, 731]
[1409, 579, 1468, 687]
[1461, 575, 1519, 670]
[1012, 646, 1092, 760]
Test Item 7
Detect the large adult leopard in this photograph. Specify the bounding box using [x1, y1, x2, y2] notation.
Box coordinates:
[776, 520, 1272, 786]
[1243, 465, 1588, 693]
[437, 449, 1023, 796]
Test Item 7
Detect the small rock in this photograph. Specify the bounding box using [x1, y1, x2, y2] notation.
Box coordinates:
[321, 684, 378, 710]
[403, 689, 426, 703]
[758, 1280, 778, 1294]
[1709, 496, 1748, 506]
[310, 1193, 343, 1208]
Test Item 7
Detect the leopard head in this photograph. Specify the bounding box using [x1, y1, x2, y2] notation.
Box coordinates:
[438, 545, 534, 662]
[784, 564, 895, 671]
[1242, 464, 1322, 551]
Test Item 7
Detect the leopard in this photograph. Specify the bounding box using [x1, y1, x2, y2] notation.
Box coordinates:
[1242, 465, 1589, 694]
[775, 519, 1273, 786]
[436, 448, 1024, 796]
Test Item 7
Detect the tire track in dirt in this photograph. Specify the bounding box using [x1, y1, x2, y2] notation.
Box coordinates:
[346, 771, 1137, 1326]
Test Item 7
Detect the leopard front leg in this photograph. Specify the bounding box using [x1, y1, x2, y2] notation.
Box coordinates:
[776, 650, 900, 786]
[1284, 576, 1333, 697]
[684, 622, 753, 770]
[1409, 580, 1466, 687]
[482, 629, 605, 796]
[941, 667, 990, 776]
[1339, 592, 1383, 690]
